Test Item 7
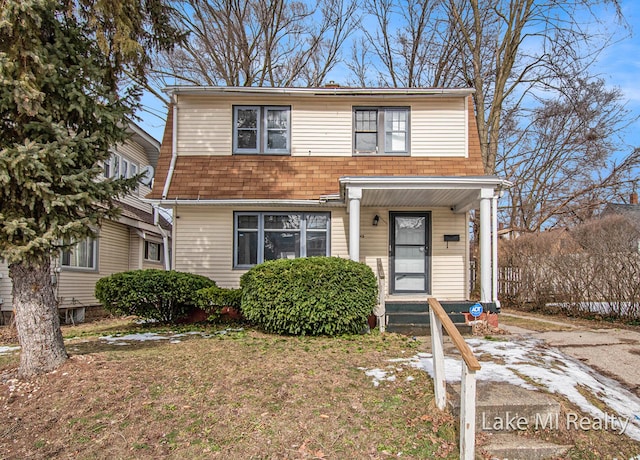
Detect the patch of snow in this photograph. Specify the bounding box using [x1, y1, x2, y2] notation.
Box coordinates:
[98, 328, 245, 345]
[360, 336, 640, 441]
[100, 332, 170, 344]
[0, 346, 20, 355]
[360, 368, 398, 387]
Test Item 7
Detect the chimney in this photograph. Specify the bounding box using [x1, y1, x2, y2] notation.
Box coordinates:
[324, 80, 340, 89]
[631, 192, 638, 205]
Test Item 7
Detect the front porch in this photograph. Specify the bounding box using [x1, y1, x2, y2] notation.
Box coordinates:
[338, 176, 510, 330]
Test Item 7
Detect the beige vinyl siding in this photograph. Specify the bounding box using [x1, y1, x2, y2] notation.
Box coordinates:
[290, 102, 351, 156]
[410, 98, 467, 158]
[173, 205, 344, 288]
[176, 95, 467, 158]
[115, 139, 154, 212]
[129, 230, 142, 270]
[430, 208, 468, 299]
[172, 206, 237, 286]
[359, 208, 390, 292]
[177, 97, 232, 156]
[0, 261, 12, 313]
[56, 220, 130, 308]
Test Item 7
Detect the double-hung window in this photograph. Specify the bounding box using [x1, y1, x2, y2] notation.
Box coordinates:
[144, 241, 162, 262]
[233, 106, 290, 154]
[61, 237, 97, 270]
[353, 107, 409, 155]
[234, 212, 330, 268]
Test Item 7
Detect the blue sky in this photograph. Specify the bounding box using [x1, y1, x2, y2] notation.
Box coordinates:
[134, 0, 640, 154]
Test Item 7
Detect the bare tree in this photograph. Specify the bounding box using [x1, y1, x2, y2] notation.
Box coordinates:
[498, 76, 640, 231]
[350, 0, 462, 88]
[354, 0, 627, 175]
[149, 0, 358, 94]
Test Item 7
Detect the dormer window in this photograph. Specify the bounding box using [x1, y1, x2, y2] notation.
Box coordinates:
[353, 107, 409, 155]
[233, 106, 291, 154]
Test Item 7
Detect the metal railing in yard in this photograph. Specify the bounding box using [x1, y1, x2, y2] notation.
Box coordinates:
[428, 297, 481, 460]
[375, 258, 386, 332]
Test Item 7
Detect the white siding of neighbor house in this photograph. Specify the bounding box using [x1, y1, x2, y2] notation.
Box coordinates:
[56, 220, 131, 309]
[114, 139, 154, 212]
[176, 95, 468, 158]
[129, 230, 142, 270]
[172, 205, 467, 299]
[0, 261, 12, 313]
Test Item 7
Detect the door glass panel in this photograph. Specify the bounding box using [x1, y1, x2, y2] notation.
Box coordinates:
[395, 217, 425, 244]
[394, 275, 426, 291]
[394, 246, 424, 273]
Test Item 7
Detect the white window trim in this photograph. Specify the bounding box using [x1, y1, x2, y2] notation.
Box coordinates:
[234, 211, 331, 268]
[233, 106, 291, 155]
[353, 107, 410, 156]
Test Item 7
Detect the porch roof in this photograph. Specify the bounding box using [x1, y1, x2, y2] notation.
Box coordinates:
[339, 176, 511, 213]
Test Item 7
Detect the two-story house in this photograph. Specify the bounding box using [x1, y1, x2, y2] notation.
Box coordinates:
[0, 122, 171, 325]
[146, 86, 509, 327]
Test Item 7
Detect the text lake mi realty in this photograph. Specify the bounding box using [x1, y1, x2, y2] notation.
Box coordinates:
[482, 411, 630, 434]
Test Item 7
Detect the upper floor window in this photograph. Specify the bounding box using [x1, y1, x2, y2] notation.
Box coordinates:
[233, 106, 290, 154]
[353, 107, 409, 155]
[104, 153, 139, 179]
[234, 212, 330, 268]
[61, 237, 97, 270]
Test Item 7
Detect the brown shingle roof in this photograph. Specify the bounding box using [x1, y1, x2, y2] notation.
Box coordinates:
[148, 96, 485, 201]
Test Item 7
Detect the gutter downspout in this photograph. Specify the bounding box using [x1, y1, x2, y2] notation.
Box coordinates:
[153, 206, 171, 271]
[162, 94, 178, 200]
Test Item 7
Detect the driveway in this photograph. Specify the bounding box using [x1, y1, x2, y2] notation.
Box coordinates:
[500, 311, 640, 396]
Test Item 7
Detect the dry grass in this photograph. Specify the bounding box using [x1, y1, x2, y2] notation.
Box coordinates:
[2, 318, 640, 459]
[0, 319, 457, 459]
[498, 314, 576, 332]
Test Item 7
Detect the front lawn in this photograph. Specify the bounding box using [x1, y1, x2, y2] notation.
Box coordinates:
[0, 319, 456, 459]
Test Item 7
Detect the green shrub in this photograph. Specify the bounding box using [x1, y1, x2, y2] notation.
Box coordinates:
[95, 269, 216, 323]
[240, 257, 377, 336]
[194, 286, 242, 322]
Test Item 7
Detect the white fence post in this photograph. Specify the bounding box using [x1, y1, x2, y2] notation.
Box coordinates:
[429, 308, 446, 410]
[460, 363, 477, 460]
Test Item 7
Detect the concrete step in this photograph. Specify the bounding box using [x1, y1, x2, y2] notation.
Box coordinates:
[480, 433, 571, 460]
[386, 312, 467, 324]
[449, 382, 561, 433]
[448, 382, 568, 460]
[385, 323, 472, 336]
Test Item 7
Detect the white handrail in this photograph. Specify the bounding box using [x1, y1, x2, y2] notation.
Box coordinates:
[428, 298, 480, 460]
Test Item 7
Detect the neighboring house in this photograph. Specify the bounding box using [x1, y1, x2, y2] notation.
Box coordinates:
[602, 192, 640, 252]
[602, 192, 640, 228]
[0, 123, 171, 325]
[146, 86, 510, 318]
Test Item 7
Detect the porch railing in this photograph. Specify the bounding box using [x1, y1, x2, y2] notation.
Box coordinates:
[375, 258, 386, 332]
[428, 297, 480, 460]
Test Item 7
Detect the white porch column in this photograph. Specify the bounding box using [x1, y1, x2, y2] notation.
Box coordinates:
[348, 187, 362, 262]
[492, 194, 499, 307]
[479, 188, 493, 303]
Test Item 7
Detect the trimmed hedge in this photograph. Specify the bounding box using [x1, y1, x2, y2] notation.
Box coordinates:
[194, 286, 242, 322]
[95, 269, 216, 323]
[240, 257, 377, 336]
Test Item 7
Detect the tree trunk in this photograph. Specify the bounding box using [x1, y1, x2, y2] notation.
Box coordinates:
[9, 258, 68, 379]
